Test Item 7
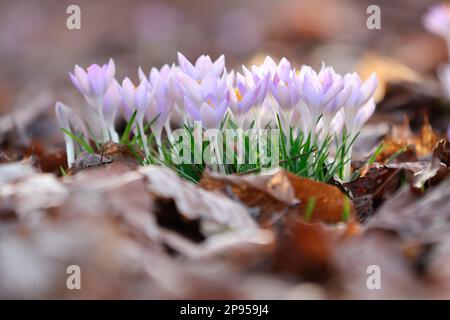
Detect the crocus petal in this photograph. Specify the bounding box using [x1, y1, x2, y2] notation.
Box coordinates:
[177, 52, 199, 79]
[271, 82, 291, 110]
[184, 97, 201, 121]
[73, 65, 90, 95]
[200, 72, 218, 96]
[138, 67, 147, 83]
[87, 64, 107, 99]
[200, 103, 219, 128]
[212, 54, 225, 77]
[178, 73, 204, 104]
[69, 72, 84, 95]
[354, 98, 376, 129]
[121, 78, 137, 110]
[360, 73, 378, 103]
[324, 85, 351, 114]
[135, 80, 150, 112]
[196, 55, 214, 77]
[105, 58, 116, 87]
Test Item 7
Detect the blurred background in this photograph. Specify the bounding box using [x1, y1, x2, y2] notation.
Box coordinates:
[0, 0, 448, 149]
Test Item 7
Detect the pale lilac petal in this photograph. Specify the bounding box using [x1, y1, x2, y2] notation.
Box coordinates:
[361, 73, 378, 103]
[271, 82, 291, 109]
[87, 64, 107, 98]
[177, 52, 199, 79]
[138, 67, 147, 83]
[69, 72, 84, 95]
[121, 78, 137, 111]
[196, 55, 214, 77]
[200, 103, 219, 128]
[212, 54, 225, 77]
[184, 97, 201, 121]
[135, 80, 150, 112]
[55, 101, 71, 130]
[73, 65, 90, 95]
[200, 72, 218, 96]
[354, 98, 376, 129]
[105, 58, 116, 87]
[179, 73, 204, 104]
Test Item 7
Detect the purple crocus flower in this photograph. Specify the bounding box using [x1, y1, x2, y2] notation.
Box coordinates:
[178, 70, 230, 129]
[228, 70, 262, 121]
[55, 101, 88, 167]
[341, 72, 378, 135]
[299, 64, 344, 124]
[69, 59, 116, 102]
[120, 77, 155, 158]
[240, 65, 270, 105]
[268, 58, 300, 110]
[177, 52, 225, 81]
[423, 3, 450, 39]
[69, 59, 116, 141]
[353, 98, 376, 130]
[340, 72, 378, 181]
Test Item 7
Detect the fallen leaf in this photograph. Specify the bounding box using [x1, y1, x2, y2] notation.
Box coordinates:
[200, 169, 354, 224]
[344, 165, 410, 222]
[140, 166, 257, 230]
[377, 116, 441, 162]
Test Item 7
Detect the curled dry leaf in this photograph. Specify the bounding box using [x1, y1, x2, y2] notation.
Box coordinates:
[286, 171, 355, 223]
[344, 165, 411, 222]
[139, 165, 257, 230]
[367, 176, 450, 240]
[199, 169, 299, 226]
[200, 169, 354, 225]
[377, 116, 441, 163]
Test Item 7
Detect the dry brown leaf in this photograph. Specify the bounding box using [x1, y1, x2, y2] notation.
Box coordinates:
[271, 217, 340, 282]
[286, 171, 355, 223]
[377, 116, 441, 163]
[139, 166, 257, 230]
[200, 169, 354, 225]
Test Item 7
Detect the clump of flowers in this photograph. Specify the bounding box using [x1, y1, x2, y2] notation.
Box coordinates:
[56, 54, 377, 182]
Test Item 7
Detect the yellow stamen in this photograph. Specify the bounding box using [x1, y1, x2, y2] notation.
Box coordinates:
[234, 88, 243, 102]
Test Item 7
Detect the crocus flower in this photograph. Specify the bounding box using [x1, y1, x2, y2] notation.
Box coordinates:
[269, 58, 300, 111]
[178, 70, 230, 129]
[423, 3, 450, 40]
[298, 64, 344, 125]
[102, 80, 121, 142]
[177, 52, 225, 81]
[353, 97, 376, 131]
[227, 70, 262, 125]
[120, 77, 155, 159]
[240, 65, 270, 105]
[55, 101, 88, 167]
[69, 58, 116, 141]
[139, 64, 177, 145]
[340, 72, 378, 181]
[341, 72, 378, 136]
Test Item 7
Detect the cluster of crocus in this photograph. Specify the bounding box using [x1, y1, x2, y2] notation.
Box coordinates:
[56, 53, 377, 181]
